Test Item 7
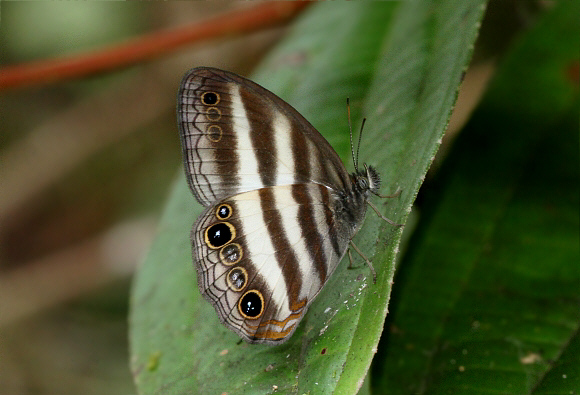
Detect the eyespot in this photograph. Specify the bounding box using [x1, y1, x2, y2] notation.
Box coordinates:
[207, 125, 222, 142]
[238, 290, 264, 319]
[201, 91, 220, 106]
[206, 107, 221, 121]
[215, 203, 232, 220]
[226, 267, 248, 291]
[220, 243, 242, 265]
[204, 222, 235, 249]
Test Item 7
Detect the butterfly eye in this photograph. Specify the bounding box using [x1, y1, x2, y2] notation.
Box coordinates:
[216, 204, 232, 220]
[201, 91, 220, 105]
[358, 178, 368, 190]
[204, 222, 236, 249]
[226, 267, 248, 291]
[238, 290, 264, 319]
[220, 243, 243, 265]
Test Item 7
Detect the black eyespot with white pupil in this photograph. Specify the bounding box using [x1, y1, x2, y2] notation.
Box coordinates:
[205, 223, 234, 249]
[201, 91, 219, 105]
[216, 204, 231, 220]
[239, 290, 264, 319]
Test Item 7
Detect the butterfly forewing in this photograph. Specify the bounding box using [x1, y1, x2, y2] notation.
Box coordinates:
[178, 67, 351, 206]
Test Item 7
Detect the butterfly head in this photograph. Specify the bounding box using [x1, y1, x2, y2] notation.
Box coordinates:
[353, 164, 381, 197]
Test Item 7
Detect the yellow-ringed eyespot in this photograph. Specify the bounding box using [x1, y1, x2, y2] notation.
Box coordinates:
[207, 125, 222, 142]
[201, 91, 220, 106]
[204, 222, 235, 249]
[238, 290, 264, 319]
[226, 267, 248, 291]
[206, 107, 221, 121]
[215, 203, 232, 220]
[220, 243, 242, 266]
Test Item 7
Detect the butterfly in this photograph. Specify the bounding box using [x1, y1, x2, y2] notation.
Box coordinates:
[177, 67, 397, 345]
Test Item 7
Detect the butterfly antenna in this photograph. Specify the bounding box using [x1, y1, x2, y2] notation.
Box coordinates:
[356, 117, 366, 172]
[347, 98, 358, 172]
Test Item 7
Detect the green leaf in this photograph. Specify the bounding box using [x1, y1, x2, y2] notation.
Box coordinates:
[372, 1, 580, 394]
[129, 1, 486, 394]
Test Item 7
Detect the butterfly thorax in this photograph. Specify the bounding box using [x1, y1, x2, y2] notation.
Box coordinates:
[332, 164, 381, 237]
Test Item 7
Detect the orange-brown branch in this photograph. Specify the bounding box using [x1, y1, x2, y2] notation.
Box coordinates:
[0, 2, 311, 90]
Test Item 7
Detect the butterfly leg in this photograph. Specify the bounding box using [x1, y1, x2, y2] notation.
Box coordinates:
[349, 241, 377, 284]
[374, 187, 402, 199]
[367, 201, 403, 227]
[347, 249, 363, 271]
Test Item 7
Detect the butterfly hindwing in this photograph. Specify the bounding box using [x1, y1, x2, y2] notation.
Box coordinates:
[178, 67, 351, 206]
[192, 184, 351, 344]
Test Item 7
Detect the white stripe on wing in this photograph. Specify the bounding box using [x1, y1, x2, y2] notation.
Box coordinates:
[231, 85, 264, 191]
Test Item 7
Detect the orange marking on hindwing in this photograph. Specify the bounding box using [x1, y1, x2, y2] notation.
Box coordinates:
[245, 298, 308, 329]
[249, 324, 297, 340]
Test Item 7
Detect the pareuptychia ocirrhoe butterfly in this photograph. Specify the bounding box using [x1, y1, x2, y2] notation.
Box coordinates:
[177, 67, 397, 345]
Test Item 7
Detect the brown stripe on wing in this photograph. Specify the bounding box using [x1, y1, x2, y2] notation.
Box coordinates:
[287, 105, 346, 191]
[319, 185, 343, 259]
[290, 119, 314, 185]
[290, 129, 340, 283]
[258, 187, 303, 312]
[242, 88, 278, 187]
[291, 184, 328, 285]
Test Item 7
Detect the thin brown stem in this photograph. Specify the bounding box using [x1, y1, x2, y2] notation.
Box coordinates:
[0, 2, 311, 90]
